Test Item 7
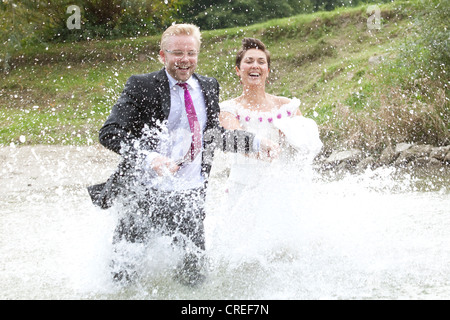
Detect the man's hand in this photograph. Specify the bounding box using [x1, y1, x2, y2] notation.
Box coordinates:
[259, 138, 280, 161]
[150, 155, 180, 176]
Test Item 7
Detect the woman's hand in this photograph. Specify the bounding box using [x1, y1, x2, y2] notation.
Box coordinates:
[259, 138, 280, 162]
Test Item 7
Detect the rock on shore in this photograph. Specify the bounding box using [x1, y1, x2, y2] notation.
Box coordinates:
[317, 143, 450, 171]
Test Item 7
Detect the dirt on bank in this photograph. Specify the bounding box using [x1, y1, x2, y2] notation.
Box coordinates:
[0, 144, 120, 203]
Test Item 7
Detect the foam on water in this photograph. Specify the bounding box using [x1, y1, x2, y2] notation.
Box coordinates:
[203, 162, 450, 299]
[1, 146, 449, 299]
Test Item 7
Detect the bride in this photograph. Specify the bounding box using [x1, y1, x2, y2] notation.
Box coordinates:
[207, 38, 323, 259]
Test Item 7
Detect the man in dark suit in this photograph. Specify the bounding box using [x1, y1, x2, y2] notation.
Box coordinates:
[88, 24, 277, 286]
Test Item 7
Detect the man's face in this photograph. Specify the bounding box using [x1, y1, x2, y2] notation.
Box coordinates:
[160, 35, 199, 82]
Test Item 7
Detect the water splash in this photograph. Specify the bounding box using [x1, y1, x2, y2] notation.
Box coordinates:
[0, 146, 449, 299]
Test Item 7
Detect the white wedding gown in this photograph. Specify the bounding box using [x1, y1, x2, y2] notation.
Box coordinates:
[206, 98, 323, 263]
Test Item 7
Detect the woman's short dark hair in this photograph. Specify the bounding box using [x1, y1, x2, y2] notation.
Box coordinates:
[235, 38, 271, 69]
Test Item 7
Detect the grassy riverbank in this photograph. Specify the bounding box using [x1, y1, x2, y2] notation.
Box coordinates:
[1, 0, 448, 154]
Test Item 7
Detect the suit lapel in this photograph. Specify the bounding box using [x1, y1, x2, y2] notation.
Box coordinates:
[194, 73, 217, 129]
[154, 69, 171, 119]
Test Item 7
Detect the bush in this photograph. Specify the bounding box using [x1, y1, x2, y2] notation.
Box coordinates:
[180, 0, 315, 30]
[0, 0, 186, 70]
[363, 0, 450, 149]
[50, 0, 184, 41]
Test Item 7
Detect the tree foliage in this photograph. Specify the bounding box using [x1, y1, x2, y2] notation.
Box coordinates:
[179, 0, 395, 30]
[179, 0, 314, 30]
[0, 0, 183, 46]
[0, 0, 442, 71]
[1, 0, 185, 70]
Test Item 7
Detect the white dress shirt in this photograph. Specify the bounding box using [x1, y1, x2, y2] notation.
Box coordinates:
[142, 71, 207, 191]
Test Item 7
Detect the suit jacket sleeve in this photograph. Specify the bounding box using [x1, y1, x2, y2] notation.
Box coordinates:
[98, 74, 160, 156]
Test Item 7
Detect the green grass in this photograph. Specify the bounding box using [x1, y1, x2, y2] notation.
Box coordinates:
[1, 0, 448, 153]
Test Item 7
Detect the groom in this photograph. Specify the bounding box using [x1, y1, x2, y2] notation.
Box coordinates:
[88, 24, 277, 285]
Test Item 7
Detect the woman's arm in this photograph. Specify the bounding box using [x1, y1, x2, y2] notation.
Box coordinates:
[219, 111, 242, 130]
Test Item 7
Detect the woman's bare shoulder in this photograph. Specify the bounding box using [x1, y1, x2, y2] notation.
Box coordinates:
[270, 95, 292, 106]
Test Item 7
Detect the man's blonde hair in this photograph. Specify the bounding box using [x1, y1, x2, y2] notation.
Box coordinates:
[159, 24, 202, 63]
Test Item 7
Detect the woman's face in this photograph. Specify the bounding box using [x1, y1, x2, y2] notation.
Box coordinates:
[236, 48, 270, 87]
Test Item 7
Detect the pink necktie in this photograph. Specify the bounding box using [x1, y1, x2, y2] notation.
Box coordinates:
[177, 82, 201, 161]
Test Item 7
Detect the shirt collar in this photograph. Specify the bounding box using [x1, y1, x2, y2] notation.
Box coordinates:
[165, 69, 199, 90]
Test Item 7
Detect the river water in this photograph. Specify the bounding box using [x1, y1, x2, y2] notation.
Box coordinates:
[1, 145, 449, 299]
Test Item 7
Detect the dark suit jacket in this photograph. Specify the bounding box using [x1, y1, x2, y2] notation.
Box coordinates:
[88, 68, 255, 208]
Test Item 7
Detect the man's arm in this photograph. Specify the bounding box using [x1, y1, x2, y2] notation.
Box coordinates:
[99, 75, 160, 156]
[99, 75, 143, 154]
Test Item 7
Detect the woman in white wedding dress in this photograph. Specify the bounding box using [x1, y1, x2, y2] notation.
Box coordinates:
[207, 38, 323, 260]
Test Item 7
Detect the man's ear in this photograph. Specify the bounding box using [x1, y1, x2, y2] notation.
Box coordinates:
[159, 50, 166, 64]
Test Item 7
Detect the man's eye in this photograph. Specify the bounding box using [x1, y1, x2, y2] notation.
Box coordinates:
[165, 50, 198, 57]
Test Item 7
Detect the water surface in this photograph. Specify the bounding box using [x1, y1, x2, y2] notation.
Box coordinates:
[1, 146, 449, 299]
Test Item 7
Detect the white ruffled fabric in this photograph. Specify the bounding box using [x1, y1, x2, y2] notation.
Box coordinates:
[273, 115, 323, 161]
[207, 98, 323, 261]
[220, 97, 322, 161]
[220, 97, 301, 124]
